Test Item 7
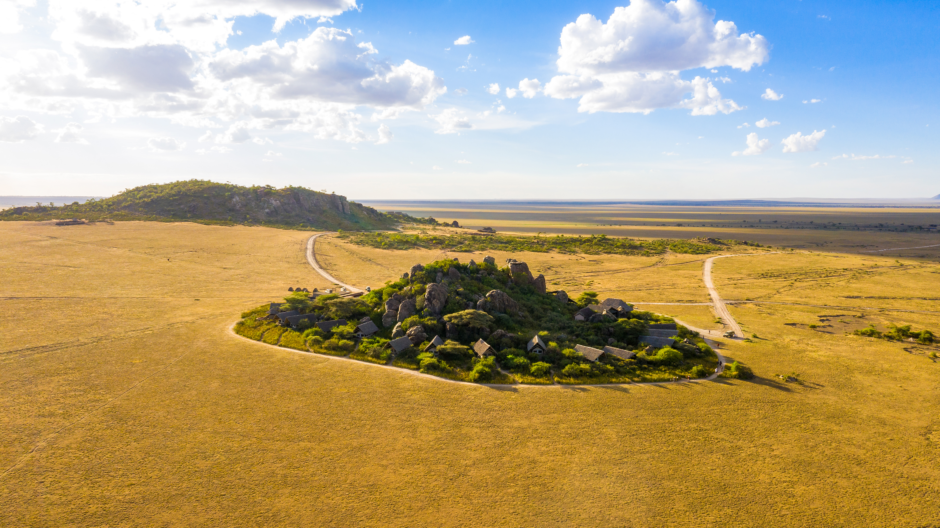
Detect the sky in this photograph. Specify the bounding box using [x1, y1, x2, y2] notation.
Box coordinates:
[0, 0, 937, 200]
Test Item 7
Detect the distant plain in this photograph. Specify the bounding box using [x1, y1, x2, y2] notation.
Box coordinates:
[2, 203, 939, 526]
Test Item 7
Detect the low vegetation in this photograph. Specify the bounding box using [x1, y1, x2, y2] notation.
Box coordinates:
[854, 324, 935, 344]
[337, 231, 758, 256]
[235, 257, 719, 384]
[0, 180, 432, 231]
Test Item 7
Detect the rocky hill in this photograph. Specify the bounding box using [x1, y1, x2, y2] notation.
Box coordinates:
[0, 180, 427, 230]
[236, 256, 725, 385]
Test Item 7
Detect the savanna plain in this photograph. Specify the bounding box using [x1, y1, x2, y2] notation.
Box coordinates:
[2, 204, 940, 526]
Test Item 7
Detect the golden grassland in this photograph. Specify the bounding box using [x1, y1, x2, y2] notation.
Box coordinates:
[2, 220, 940, 526]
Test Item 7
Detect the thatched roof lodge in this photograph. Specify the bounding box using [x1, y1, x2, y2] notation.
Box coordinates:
[527, 335, 546, 354]
[316, 319, 347, 332]
[355, 320, 379, 337]
[424, 335, 444, 353]
[574, 344, 605, 362]
[389, 336, 414, 354]
[603, 346, 636, 360]
[473, 339, 496, 358]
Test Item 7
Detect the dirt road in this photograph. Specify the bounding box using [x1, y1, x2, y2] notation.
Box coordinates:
[306, 233, 363, 293]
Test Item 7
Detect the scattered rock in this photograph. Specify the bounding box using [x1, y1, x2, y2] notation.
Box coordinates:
[484, 290, 519, 313]
[483, 256, 495, 265]
[509, 261, 533, 284]
[425, 283, 449, 315]
[469, 259, 477, 268]
[446, 322, 458, 339]
[447, 266, 460, 281]
[406, 325, 427, 344]
[533, 274, 547, 294]
[392, 322, 405, 338]
[450, 220, 460, 228]
[397, 298, 417, 322]
[401, 272, 409, 280]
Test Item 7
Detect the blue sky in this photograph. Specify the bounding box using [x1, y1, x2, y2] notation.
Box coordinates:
[0, 0, 936, 199]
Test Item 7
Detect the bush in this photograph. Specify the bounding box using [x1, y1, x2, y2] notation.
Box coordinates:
[651, 347, 683, 366]
[530, 362, 552, 377]
[436, 341, 473, 360]
[503, 355, 531, 372]
[358, 337, 390, 360]
[468, 357, 497, 382]
[561, 363, 592, 377]
[689, 365, 708, 378]
[418, 352, 450, 373]
[723, 361, 754, 380]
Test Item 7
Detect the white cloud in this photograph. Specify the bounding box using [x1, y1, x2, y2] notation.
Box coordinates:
[803, 99, 822, 104]
[542, 0, 763, 115]
[832, 153, 896, 161]
[902, 159, 913, 164]
[737, 122, 750, 128]
[810, 162, 827, 168]
[506, 87, 518, 99]
[577, 163, 589, 167]
[755, 118, 779, 128]
[0, 0, 34, 34]
[217, 123, 252, 144]
[148, 137, 185, 151]
[454, 35, 474, 46]
[432, 108, 472, 134]
[456, 159, 470, 164]
[486, 83, 500, 95]
[455, 88, 468, 96]
[781, 130, 825, 153]
[518, 78, 542, 99]
[818, 15, 831, 21]
[761, 88, 783, 101]
[432, 165, 442, 170]
[55, 123, 88, 144]
[0, 116, 42, 142]
[662, 152, 678, 156]
[376, 123, 393, 144]
[732, 132, 770, 156]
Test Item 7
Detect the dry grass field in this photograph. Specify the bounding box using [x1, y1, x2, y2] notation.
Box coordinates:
[2, 220, 940, 526]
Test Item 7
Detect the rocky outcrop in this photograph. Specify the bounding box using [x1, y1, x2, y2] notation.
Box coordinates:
[382, 310, 399, 328]
[406, 325, 427, 345]
[533, 274, 547, 294]
[446, 322, 458, 340]
[554, 291, 569, 304]
[481, 290, 519, 314]
[483, 256, 495, 266]
[392, 323, 405, 338]
[410, 264, 424, 279]
[447, 266, 460, 281]
[397, 298, 417, 322]
[509, 261, 533, 284]
[425, 283, 448, 315]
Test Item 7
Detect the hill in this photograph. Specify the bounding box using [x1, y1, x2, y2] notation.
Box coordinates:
[0, 180, 426, 231]
[235, 256, 724, 384]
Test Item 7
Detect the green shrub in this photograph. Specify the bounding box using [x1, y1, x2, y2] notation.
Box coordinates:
[722, 361, 754, 380]
[651, 347, 683, 366]
[689, 365, 708, 378]
[503, 355, 531, 372]
[530, 362, 552, 377]
[561, 363, 592, 377]
[854, 325, 882, 338]
[418, 353, 451, 373]
[468, 357, 497, 382]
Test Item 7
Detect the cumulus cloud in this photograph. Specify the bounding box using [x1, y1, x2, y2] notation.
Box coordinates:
[761, 88, 783, 101]
[755, 118, 779, 128]
[148, 137, 185, 151]
[432, 108, 472, 134]
[0, 116, 42, 142]
[810, 162, 827, 168]
[781, 130, 825, 153]
[376, 123, 393, 144]
[506, 87, 518, 99]
[542, 0, 764, 115]
[0, 0, 34, 34]
[486, 83, 500, 95]
[832, 153, 896, 161]
[0, 4, 442, 146]
[518, 78, 542, 99]
[55, 122, 88, 144]
[732, 132, 770, 156]
[737, 122, 750, 128]
[803, 99, 822, 104]
[454, 35, 474, 45]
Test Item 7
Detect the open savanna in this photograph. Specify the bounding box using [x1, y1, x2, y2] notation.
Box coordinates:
[2, 222, 940, 526]
[364, 201, 940, 258]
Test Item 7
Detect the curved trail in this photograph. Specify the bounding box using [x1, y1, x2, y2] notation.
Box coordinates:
[235, 233, 731, 386]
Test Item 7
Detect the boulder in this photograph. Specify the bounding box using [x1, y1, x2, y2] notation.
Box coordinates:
[397, 298, 417, 322]
[469, 259, 477, 268]
[436, 271, 444, 283]
[382, 309, 399, 328]
[489, 329, 512, 342]
[392, 322, 405, 338]
[555, 291, 569, 304]
[446, 322, 458, 340]
[533, 274, 547, 294]
[410, 264, 424, 280]
[476, 298, 488, 311]
[385, 298, 401, 312]
[401, 272, 409, 280]
[483, 256, 496, 266]
[425, 283, 449, 315]
[484, 290, 519, 313]
[406, 325, 427, 345]
[447, 266, 460, 281]
[509, 261, 533, 283]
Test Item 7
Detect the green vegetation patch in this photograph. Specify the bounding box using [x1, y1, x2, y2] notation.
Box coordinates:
[854, 324, 935, 345]
[338, 232, 758, 256]
[235, 256, 720, 385]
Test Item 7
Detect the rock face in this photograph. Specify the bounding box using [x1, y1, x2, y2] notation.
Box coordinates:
[425, 283, 448, 315]
[483, 290, 519, 314]
[397, 298, 417, 322]
[483, 256, 496, 266]
[436, 271, 443, 283]
[385, 298, 401, 312]
[509, 261, 533, 284]
[392, 323, 405, 338]
[533, 274, 547, 294]
[447, 266, 460, 281]
[382, 310, 399, 328]
[406, 325, 427, 345]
